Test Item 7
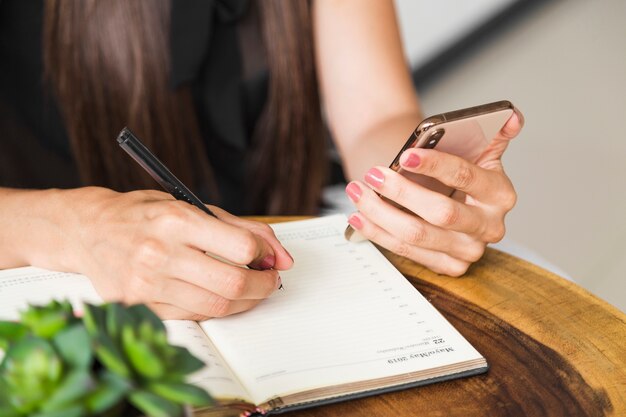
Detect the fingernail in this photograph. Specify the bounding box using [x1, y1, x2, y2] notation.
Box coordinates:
[277, 275, 283, 290]
[400, 152, 421, 168]
[345, 182, 362, 203]
[285, 249, 294, 263]
[259, 255, 275, 270]
[513, 107, 525, 125]
[348, 214, 363, 230]
[364, 168, 384, 188]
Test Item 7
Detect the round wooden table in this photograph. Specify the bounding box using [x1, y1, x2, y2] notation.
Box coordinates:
[257, 217, 626, 417]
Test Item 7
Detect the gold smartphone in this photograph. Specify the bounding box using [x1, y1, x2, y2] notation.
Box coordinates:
[345, 100, 515, 242]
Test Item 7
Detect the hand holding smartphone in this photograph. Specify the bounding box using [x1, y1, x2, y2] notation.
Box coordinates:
[345, 100, 516, 241]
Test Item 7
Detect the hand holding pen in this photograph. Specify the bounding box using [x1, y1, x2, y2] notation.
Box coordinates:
[117, 127, 287, 288]
[51, 129, 292, 321]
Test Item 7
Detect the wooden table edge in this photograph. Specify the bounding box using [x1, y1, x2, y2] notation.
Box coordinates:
[253, 215, 626, 416]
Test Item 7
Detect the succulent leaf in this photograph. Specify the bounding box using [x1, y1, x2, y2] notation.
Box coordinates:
[105, 303, 133, 342]
[0, 322, 28, 349]
[93, 334, 131, 378]
[19, 301, 75, 340]
[84, 371, 130, 414]
[1, 337, 63, 413]
[31, 404, 84, 417]
[1, 301, 213, 416]
[122, 326, 164, 380]
[82, 304, 105, 336]
[148, 382, 213, 407]
[40, 369, 92, 413]
[52, 325, 91, 369]
[138, 321, 157, 344]
[127, 305, 165, 333]
[129, 390, 183, 417]
[170, 346, 205, 376]
[0, 407, 21, 417]
[100, 369, 133, 391]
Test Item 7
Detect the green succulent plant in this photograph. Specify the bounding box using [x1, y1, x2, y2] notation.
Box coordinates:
[0, 301, 212, 417]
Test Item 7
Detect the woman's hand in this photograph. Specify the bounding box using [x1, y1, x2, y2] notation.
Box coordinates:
[62, 188, 292, 320]
[345, 110, 524, 276]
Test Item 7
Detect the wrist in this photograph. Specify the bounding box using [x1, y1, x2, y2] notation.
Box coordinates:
[50, 187, 120, 273]
[0, 187, 118, 273]
[0, 188, 67, 269]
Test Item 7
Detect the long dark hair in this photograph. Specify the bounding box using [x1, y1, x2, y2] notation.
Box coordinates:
[44, 0, 326, 215]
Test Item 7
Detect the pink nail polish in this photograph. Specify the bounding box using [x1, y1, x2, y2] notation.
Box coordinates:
[364, 168, 385, 188]
[345, 182, 362, 203]
[348, 215, 363, 230]
[259, 255, 275, 270]
[401, 152, 421, 168]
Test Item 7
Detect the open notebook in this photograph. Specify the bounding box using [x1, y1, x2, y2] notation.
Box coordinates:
[0, 215, 487, 416]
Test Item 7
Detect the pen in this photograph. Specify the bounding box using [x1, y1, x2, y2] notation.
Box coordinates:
[116, 127, 217, 218]
[116, 127, 283, 288]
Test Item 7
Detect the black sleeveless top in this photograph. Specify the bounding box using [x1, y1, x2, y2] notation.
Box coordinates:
[0, 0, 274, 214]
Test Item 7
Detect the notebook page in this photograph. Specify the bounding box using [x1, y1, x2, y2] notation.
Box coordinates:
[0, 267, 250, 402]
[0, 267, 101, 320]
[200, 215, 484, 404]
[163, 320, 251, 402]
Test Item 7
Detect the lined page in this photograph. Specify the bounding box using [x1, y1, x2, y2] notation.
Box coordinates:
[0, 267, 101, 320]
[164, 320, 251, 402]
[200, 215, 484, 404]
[0, 268, 250, 402]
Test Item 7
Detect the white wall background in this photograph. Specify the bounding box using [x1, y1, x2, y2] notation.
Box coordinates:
[395, 0, 626, 312]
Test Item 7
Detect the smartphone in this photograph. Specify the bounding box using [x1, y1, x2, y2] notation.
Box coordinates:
[345, 100, 515, 242]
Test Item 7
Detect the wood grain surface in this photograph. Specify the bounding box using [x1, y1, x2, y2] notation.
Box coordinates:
[258, 217, 626, 417]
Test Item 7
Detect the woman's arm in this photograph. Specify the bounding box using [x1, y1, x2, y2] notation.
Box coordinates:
[314, 0, 524, 276]
[0, 186, 292, 319]
[313, 0, 422, 181]
[0, 188, 76, 270]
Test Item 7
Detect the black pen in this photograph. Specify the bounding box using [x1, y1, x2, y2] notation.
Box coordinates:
[116, 127, 217, 218]
[116, 127, 283, 288]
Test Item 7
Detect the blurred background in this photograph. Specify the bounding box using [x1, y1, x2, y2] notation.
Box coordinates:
[393, 0, 626, 312]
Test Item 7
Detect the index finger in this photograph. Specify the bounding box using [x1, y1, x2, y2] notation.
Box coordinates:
[474, 108, 525, 166]
[166, 247, 280, 300]
[209, 206, 294, 271]
[498, 107, 525, 140]
[162, 204, 277, 269]
[397, 149, 511, 203]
